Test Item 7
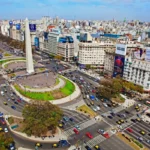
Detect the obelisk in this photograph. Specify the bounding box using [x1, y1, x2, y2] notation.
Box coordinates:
[25, 18, 34, 73]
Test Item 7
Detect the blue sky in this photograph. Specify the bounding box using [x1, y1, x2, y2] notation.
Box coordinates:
[0, 0, 150, 21]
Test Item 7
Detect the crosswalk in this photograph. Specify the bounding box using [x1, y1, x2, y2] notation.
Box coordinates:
[63, 119, 97, 137]
[86, 134, 105, 148]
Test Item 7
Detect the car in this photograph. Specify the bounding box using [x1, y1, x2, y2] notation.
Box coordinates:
[35, 143, 42, 147]
[137, 137, 143, 142]
[119, 119, 125, 123]
[95, 97, 99, 101]
[116, 121, 121, 125]
[94, 145, 101, 150]
[136, 108, 140, 112]
[3, 102, 8, 105]
[103, 103, 108, 107]
[107, 103, 112, 107]
[7, 98, 11, 101]
[146, 140, 150, 144]
[140, 130, 146, 135]
[11, 106, 16, 110]
[131, 119, 136, 123]
[52, 143, 59, 148]
[73, 128, 79, 134]
[0, 127, 3, 131]
[98, 129, 105, 134]
[8, 142, 15, 150]
[69, 118, 74, 122]
[63, 116, 69, 122]
[14, 101, 18, 105]
[103, 132, 110, 138]
[85, 145, 92, 150]
[4, 128, 8, 133]
[95, 105, 100, 111]
[86, 132, 93, 139]
[126, 128, 133, 133]
[74, 125, 81, 130]
[87, 103, 91, 106]
[92, 106, 97, 112]
[125, 111, 130, 114]
[0, 118, 6, 125]
[136, 118, 141, 122]
[110, 112, 115, 116]
[90, 101, 94, 105]
[108, 115, 113, 119]
[58, 124, 63, 128]
[17, 99, 21, 103]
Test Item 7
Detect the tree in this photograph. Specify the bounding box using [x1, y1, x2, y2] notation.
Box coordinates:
[22, 101, 63, 136]
[0, 132, 14, 150]
[85, 64, 91, 70]
[54, 55, 63, 60]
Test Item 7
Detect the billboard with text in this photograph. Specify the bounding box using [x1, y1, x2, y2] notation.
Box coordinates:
[113, 55, 125, 77]
[116, 44, 127, 56]
[29, 24, 36, 32]
[16, 24, 21, 30]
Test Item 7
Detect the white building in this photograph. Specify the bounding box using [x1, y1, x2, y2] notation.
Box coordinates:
[123, 59, 150, 91]
[78, 39, 114, 68]
[58, 40, 74, 62]
[43, 29, 61, 55]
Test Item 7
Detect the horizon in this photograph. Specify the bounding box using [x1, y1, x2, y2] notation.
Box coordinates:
[0, 0, 150, 21]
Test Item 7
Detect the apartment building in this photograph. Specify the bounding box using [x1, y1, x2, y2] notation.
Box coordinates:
[43, 29, 60, 55]
[57, 36, 74, 62]
[79, 39, 115, 68]
[104, 49, 115, 77]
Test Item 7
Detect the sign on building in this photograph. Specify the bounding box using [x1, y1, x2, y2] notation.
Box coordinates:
[113, 55, 125, 77]
[116, 44, 127, 56]
[145, 47, 150, 62]
[29, 24, 36, 32]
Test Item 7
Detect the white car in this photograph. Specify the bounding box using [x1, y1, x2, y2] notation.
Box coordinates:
[103, 103, 108, 107]
[92, 106, 97, 112]
[95, 106, 100, 111]
[4, 128, 8, 133]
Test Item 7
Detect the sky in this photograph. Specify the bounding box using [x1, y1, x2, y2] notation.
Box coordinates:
[0, 0, 150, 21]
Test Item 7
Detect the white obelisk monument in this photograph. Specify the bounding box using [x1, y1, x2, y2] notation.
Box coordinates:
[25, 18, 34, 73]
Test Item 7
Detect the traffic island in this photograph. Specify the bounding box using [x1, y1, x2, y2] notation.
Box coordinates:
[116, 132, 148, 150]
[12, 76, 80, 104]
[76, 105, 97, 118]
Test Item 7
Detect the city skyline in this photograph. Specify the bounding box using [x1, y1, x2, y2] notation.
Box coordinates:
[0, 0, 150, 21]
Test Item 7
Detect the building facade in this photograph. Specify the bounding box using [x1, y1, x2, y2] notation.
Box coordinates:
[104, 49, 115, 77]
[43, 31, 60, 55]
[78, 39, 115, 69]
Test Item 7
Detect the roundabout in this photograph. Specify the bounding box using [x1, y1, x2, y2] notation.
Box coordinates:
[1, 58, 80, 104]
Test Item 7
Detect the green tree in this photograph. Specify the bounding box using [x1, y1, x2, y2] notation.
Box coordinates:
[0, 132, 14, 150]
[22, 101, 63, 136]
[85, 64, 91, 70]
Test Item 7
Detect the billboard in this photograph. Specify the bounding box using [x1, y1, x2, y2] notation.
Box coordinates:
[29, 24, 36, 32]
[133, 48, 146, 60]
[113, 55, 125, 77]
[116, 44, 127, 56]
[16, 24, 21, 30]
[34, 37, 39, 48]
[145, 47, 150, 62]
[44, 32, 48, 40]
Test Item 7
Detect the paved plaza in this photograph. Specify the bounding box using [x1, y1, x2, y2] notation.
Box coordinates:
[5, 61, 43, 70]
[15, 72, 57, 88]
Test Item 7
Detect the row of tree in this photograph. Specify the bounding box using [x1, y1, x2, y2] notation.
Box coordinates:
[99, 78, 143, 99]
[0, 34, 25, 51]
[22, 101, 63, 136]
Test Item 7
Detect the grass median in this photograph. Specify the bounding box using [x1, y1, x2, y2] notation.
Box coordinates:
[77, 105, 97, 117]
[0, 58, 25, 65]
[14, 77, 75, 101]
